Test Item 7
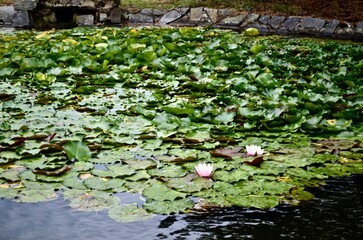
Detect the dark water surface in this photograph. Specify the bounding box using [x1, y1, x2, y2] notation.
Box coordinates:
[1, 175, 362, 240]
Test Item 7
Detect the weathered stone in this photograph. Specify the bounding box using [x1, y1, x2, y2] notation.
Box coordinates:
[353, 21, 363, 41]
[159, 10, 181, 24]
[175, 8, 189, 16]
[204, 8, 218, 23]
[102, 1, 114, 10]
[71, 0, 81, 6]
[190, 7, 203, 22]
[99, 13, 107, 21]
[282, 17, 301, 31]
[75, 14, 94, 25]
[258, 15, 270, 25]
[220, 13, 248, 26]
[172, 13, 192, 26]
[0, 6, 16, 25]
[81, 0, 95, 8]
[152, 9, 169, 22]
[296, 17, 326, 35]
[269, 16, 285, 29]
[129, 12, 153, 23]
[355, 21, 363, 34]
[109, 7, 122, 23]
[322, 19, 339, 37]
[14, 0, 38, 11]
[240, 13, 259, 27]
[334, 23, 355, 39]
[13, 10, 32, 27]
[153, 9, 169, 17]
[218, 9, 237, 18]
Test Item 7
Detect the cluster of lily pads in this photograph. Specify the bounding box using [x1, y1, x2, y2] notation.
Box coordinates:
[0, 27, 362, 222]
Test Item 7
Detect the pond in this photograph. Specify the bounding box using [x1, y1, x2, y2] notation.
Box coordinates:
[1, 174, 362, 240]
[0, 26, 362, 238]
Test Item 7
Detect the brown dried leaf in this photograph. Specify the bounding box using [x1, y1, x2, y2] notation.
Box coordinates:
[210, 147, 243, 159]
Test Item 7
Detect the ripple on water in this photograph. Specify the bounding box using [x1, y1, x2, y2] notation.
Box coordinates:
[0, 175, 362, 240]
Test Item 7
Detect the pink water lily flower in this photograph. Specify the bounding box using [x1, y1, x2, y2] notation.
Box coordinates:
[195, 162, 214, 178]
[245, 145, 264, 156]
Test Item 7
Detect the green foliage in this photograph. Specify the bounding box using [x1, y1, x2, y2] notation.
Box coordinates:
[0, 27, 362, 222]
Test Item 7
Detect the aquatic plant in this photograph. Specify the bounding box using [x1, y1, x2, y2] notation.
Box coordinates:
[0, 27, 362, 222]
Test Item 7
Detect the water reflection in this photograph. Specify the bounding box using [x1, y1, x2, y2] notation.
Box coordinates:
[0, 175, 362, 240]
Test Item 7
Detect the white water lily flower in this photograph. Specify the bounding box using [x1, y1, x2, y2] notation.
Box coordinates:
[195, 162, 214, 178]
[245, 145, 264, 156]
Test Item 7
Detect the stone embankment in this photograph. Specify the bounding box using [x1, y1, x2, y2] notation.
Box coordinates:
[0, 0, 362, 41]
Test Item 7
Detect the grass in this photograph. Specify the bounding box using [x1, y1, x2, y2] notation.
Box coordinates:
[0, 0, 12, 4]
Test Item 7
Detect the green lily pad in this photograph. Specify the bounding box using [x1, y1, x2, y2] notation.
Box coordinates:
[108, 203, 155, 223]
[143, 198, 194, 214]
[147, 165, 187, 178]
[16, 189, 58, 203]
[63, 141, 92, 161]
[63, 189, 120, 211]
[166, 174, 214, 193]
[142, 180, 186, 201]
[227, 195, 279, 209]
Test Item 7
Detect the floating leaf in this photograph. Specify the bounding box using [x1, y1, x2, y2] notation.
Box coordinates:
[108, 203, 155, 223]
[143, 198, 194, 214]
[210, 147, 243, 159]
[63, 189, 120, 211]
[142, 180, 186, 201]
[166, 174, 214, 193]
[63, 141, 92, 161]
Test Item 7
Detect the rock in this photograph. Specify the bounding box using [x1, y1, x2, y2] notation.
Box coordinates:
[0, 6, 16, 26]
[322, 19, 339, 37]
[278, 17, 301, 35]
[110, 7, 122, 23]
[176, 8, 189, 16]
[220, 13, 248, 26]
[353, 21, 363, 41]
[240, 13, 259, 27]
[99, 13, 107, 22]
[129, 9, 154, 24]
[269, 16, 285, 29]
[14, 0, 38, 11]
[152, 9, 169, 22]
[204, 8, 218, 23]
[75, 14, 94, 26]
[190, 7, 203, 23]
[296, 17, 326, 35]
[81, 0, 95, 8]
[258, 15, 270, 25]
[159, 10, 182, 24]
[13, 10, 32, 27]
[334, 22, 355, 39]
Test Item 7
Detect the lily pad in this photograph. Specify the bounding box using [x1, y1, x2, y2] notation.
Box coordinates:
[142, 180, 186, 201]
[108, 203, 155, 223]
[63, 189, 120, 211]
[143, 198, 194, 214]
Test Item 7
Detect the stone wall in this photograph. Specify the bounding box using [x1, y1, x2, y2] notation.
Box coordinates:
[1, 0, 118, 28]
[0, 2, 362, 41]
[123, 7, 363, 41]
